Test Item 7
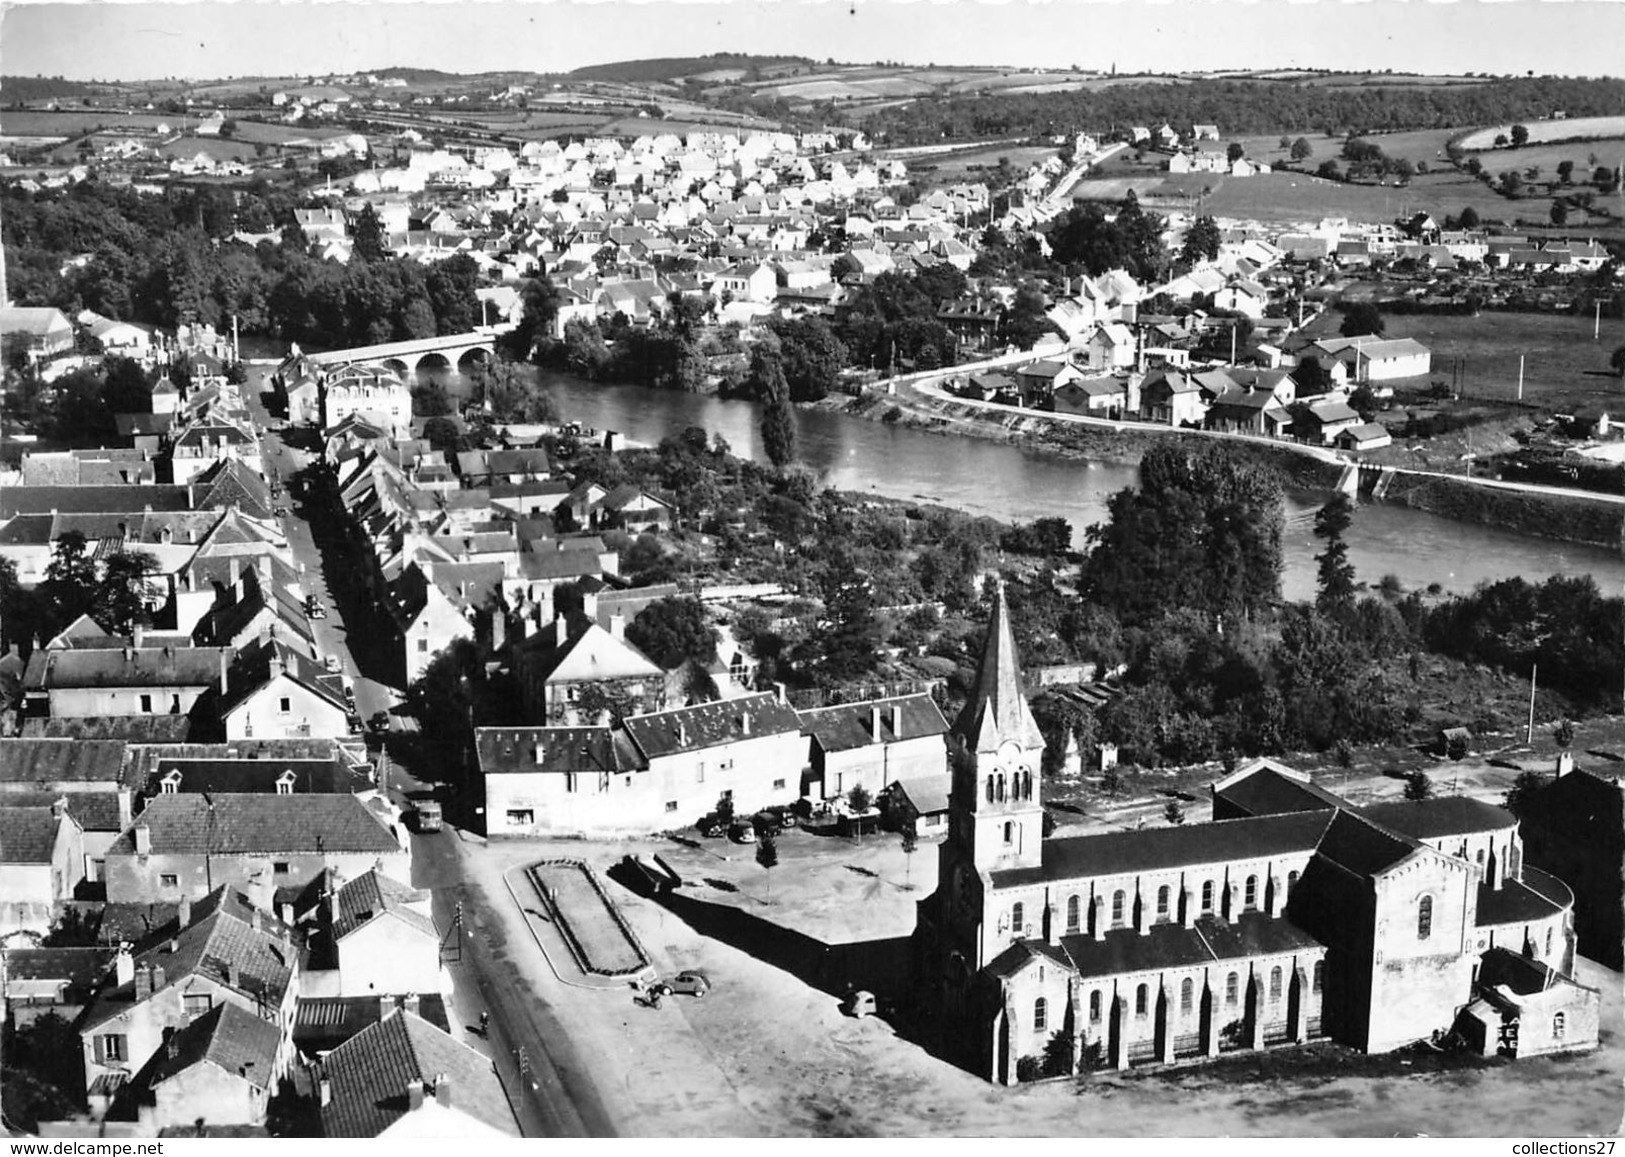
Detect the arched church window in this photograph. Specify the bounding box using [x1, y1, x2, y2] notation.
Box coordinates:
[986, 776, 995, 803]
[1245, 875, 1259, 909]
[1111, 890, 1126, 928]
[996, 773, 1006, 802]
[1089, 990, 1101, 1022]
[1156, 885, 1171, 921]
[1066, 894, 1080, 933]
[1286, 870, 1299, 899]
[1180, 978, 1194, 1015]
[1269, 966, 1282, 1003]
[1417, 895, 1433, 941]
[1022, 770, 1032, 800]
[1033, 997, 1048, 1032]
[1003, 821, 1015, 846]
[1201, 880, 1215, 912]
[1225, 972, 1238, 1006]
[1011, 902, 1025, 933]
[1312, 960, 1324, 993]
[1134, 984, 1148, 1017]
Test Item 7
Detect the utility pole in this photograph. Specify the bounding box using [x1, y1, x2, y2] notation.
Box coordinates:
[1526, 663, 1538, 744]
[1597, 299, 1603, 341]
[1517, 354, 1525, 402]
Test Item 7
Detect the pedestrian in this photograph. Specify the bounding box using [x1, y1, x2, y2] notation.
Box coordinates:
[479, 1011, 490, 1036]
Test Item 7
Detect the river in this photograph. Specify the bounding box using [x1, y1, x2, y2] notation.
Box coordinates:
[440, 368, 1625, 604]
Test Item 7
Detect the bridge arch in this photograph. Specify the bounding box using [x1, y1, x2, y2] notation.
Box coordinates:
[381, 357, 411, 378]
[416, 351, 453, 375]
[457, 346, 493, 374]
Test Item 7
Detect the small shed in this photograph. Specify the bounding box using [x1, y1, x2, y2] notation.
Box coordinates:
[1439, 726, 1473, 759]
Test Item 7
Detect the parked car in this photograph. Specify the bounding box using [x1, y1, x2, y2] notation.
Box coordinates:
[666, 970, 711, 997]
[305, 599, 327, 620]
[323, 655, 343, 673]
[368, 710, 391, 734]
[751, 811, 783, 838]
[729, 822, 756, 844]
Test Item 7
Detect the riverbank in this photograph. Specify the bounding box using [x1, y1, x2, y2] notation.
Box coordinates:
[816, 382, 1625, 550]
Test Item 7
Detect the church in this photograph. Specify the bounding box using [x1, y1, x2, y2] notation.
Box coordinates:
[913, 585, 1599, 1083]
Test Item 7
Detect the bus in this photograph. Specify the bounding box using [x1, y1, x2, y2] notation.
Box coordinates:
[413, 799, 444, 833]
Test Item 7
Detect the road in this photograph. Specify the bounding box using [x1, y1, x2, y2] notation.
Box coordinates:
[241, 364, 613, 1136]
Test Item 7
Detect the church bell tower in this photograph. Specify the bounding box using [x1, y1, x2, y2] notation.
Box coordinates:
[948, 580, 1046, 873]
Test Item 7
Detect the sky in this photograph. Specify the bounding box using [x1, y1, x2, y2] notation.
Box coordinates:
[1, 0, 1623, 83]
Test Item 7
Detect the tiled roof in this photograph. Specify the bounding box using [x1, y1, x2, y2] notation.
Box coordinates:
[1212, 762, 1345, 818]
[24, 646, 230, 692]
[0, 806, 64, 863]
[150, 757, 370, 796]
[2, 946, 113, 989]
[108, 793, 400, 857]
[517, 614, 662, 684]
[1476, 865, 1573, 927]
[798, 693, 948, 754]
[22, 716, 194, 742]
[1356, 798, 1516, 840]
[334, 870, 436, 941]
[140, 1002, 281, 1092]
[84, 887, 298, 1030]
[991, 811, 1334, 889]
[320, 1010, 516, 1138]
[3, 790, 126, 832]
[0, 485, 193, 517]
[0, 738, 128, 786]
[621, 692, 802, 760]
[889, 774, 951, 816]
[294, 994, 450, 1053]
[1059, 911, 1324, 981]
[477, 726, 647, 776]
[1314, 809, 1420, 878]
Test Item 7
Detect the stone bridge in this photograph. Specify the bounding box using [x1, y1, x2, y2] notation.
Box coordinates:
[306, 331, 497, 376]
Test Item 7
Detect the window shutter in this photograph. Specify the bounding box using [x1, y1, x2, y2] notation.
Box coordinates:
[93, 1034, 106, 1063]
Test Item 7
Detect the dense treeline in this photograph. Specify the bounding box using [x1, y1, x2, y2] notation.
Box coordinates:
[863, 76, 1625, 146]
[0, 183, 479, 350]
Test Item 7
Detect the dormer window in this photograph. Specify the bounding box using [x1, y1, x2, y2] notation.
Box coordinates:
[276, 771, 297, 796]
[161, 771, 182, 795]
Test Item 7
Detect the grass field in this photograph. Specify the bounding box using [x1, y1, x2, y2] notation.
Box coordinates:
[1461, 138, 1625, 177]
[1378, 311, 1625, 411]
[0, 109, 176, 135]
[1459, 115, 1625, 151]
[911, 144, 1056, 185]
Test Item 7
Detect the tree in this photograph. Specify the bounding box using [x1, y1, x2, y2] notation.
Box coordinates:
[411, 378, 453, 417]
[1555, 718, 1575, 749]
[1557, 160, 1575, 184]
[756, 834, 779, 900]
[1163, 799, 1186, 825]
[626, 597, 718, 670]
[1458, 205, 1481, 229]
[95, 550, 158, 636]
[1404, 771, 1435, 801]
[1349, 383, 1379, 422]
[847, 784, 873, 843]
[39, 532, 99, 639]
[755, 352, 797, 469]
[900, 826, 918, 888]
[1339, 301, 1385, 338]
[715, 792, 736, 828]
[1313, 493, 1357, 616]
[1503, 770, 1549, 819]
[1550, 199, 1569, 227]
[1180, 214, 1222, 266]
[1510, 124, 1530, 149]
[1226, 142, 1244, 165]
[351, 202, 387, 263]
[769, 315, 847, 402]
[1317, 159, 1342, 181]
[1611, 345, 1625, 379]
[1000, 283, 1060, 351]
[1290, 136, 1314, 162]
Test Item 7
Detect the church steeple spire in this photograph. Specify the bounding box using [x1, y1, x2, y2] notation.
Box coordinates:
[954, 580, 1044, 755]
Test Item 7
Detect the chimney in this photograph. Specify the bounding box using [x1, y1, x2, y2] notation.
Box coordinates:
[403, 992, 420, 1018]
[177, 896, 191, 929]
[1135, 891, 1151, 937]
[135, 823, 152, 856]
[114, 946, 135, 987]
[1091, 896, 1106, 942]
[1556, 751, 1575, 778]
[135, 963, 154, 1002]
[279, 902, 294, 926]
[582, 589, 600, 622]
[151, 963, 166, 991]
[319, 1077, 333, 1107]
[229, 556, 241, 587]
[677, 722, 689, 746]
[775, 682, 787, 706]
[434, 1073, 451, 1110]
[219, 649, 230, 695]
[226, 961, 240, 989]
[406, 1078, 425, 1112]
[609, 612, 625, 641]
[269, 654, 284, 682]
[556, 617, 569, 648]
[740, 712, 752, 736]
[891, 703, 903, 738]
[1181, 888, 1196, 929]
[1266, 876, 1283, 918]
[133, 624, 146, 649]
[870, 706, 882, 744]
[379, 994, 393, 1018]
[50, 796, 67, 820]
[250, 907, 262, 933]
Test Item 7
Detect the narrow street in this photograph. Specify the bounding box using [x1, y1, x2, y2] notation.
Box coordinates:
[243, 364, 611, 1136]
